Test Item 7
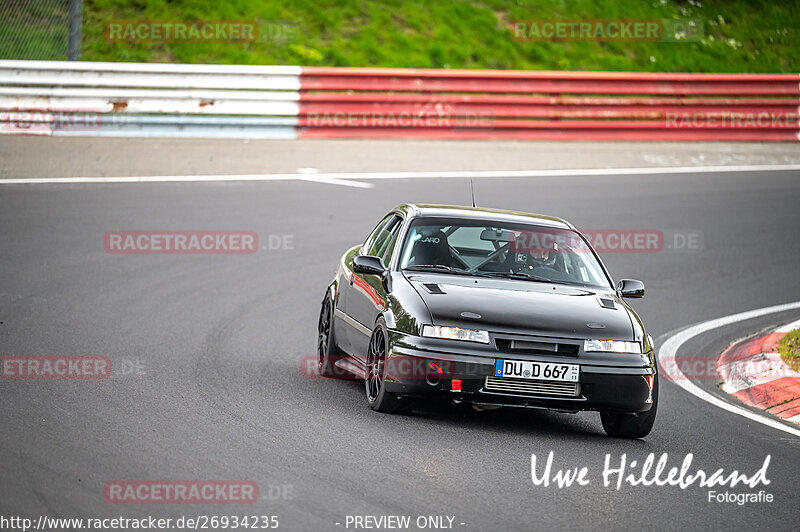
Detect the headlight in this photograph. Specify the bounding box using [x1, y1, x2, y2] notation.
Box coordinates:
[422, 325, 490, 344]
[584, 339, 641, 354]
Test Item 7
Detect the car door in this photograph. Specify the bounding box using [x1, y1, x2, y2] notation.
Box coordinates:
[347, 214, 404, 361]
[336, 213, 394, 356]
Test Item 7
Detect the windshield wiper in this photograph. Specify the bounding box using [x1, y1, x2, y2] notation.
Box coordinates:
[478, 271, 576, 285]
[404, 265, 507, 280]
[403, 265, 575, 284]
[403, 264, 471, 274]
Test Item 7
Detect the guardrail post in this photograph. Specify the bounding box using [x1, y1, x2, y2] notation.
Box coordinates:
[68, 0, 83, 61]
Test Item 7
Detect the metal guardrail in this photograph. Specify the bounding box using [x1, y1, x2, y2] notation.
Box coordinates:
[0, 60, 300, 138]
[1, 60, 798, 141]
[299, 67, 800, 141]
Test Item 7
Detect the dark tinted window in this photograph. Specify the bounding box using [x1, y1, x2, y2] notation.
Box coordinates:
[369, 215, 402, 262]
[400, 218, 610, 288]
[362, 214, 394, 254]
[377, 217, 404, 264]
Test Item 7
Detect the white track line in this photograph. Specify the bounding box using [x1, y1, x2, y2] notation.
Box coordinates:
[659, 301, 800, 438]
[775, 318, 800, 333]
[296, 175, 374, 189]
[1, 163, 799, 186]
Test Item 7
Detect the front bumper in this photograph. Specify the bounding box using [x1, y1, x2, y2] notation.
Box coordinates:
[383, 338, 656, 413]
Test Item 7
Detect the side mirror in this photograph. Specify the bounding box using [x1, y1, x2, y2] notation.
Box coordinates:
[617, 279, 645, 299]
[353, 255, 386, 276]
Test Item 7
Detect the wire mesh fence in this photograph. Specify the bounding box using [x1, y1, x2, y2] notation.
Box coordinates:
[0, 0, 82, 60]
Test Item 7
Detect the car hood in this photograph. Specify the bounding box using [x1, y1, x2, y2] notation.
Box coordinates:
[407, 273, 634, 340]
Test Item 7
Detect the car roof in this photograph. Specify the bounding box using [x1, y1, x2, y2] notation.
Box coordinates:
[395, 204, 573, 229]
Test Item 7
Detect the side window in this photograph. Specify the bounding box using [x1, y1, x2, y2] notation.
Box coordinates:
[377, 217, 404, 265]
[362, 214, 394, 254]
[369, 215, 402, 261]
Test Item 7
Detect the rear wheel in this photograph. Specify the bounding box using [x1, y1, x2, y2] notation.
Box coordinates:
[317, 294, 340, 377]
[365, 318, 404, 413]
[600, 375, 658, 439]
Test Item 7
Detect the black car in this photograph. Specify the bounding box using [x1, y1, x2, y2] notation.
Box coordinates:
[317, 204, 657, 438]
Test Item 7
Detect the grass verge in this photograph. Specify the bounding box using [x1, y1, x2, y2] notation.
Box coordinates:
[4, 0, 797, 72]
[779, 328, 800, 373]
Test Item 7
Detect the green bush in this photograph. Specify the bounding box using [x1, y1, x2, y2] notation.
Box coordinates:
[779, 328, 800, 373]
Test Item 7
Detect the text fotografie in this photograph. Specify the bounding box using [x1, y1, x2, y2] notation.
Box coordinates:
[531, 452, 770, 490]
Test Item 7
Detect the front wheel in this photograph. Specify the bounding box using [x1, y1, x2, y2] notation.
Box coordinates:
[600, 375, 658, 439]
[365, 317, 404, 413]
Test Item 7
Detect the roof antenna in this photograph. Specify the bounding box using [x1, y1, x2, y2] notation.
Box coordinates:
[470, 178, 477, 208]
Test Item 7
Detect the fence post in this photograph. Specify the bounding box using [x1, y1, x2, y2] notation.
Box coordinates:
[68, 0, 83, 61]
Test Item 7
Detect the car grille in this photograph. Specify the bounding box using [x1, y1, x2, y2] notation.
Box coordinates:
[494, 339, 580, 357]
[484, 376, 579, 397]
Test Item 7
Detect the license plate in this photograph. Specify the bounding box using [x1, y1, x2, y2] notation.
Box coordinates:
[494, 359, 579, 382]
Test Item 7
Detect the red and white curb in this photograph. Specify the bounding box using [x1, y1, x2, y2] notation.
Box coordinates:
[716, 319, 800, 424]
[659, 302, 800, 438]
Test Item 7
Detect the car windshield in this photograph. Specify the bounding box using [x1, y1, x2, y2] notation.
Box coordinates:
[399, 218, 611, 288]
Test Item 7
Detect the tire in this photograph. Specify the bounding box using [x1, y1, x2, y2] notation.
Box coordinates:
[317, 294, 341, 378]
[600, 375, 658, 439]
[365, 317, 404, 413]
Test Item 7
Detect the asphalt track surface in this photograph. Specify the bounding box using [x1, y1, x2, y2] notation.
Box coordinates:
[1, 138, 799, 531]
